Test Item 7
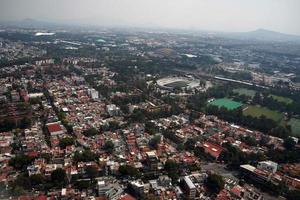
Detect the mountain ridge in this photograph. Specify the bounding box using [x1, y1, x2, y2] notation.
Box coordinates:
[221, 28, 300, 43]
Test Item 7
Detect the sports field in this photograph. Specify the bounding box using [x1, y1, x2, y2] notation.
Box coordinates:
[269, 95, 293, 104]
[243, 105, 284, 122]
[233, 88, 256, 98]
[287, 118, 300, 136]
[164, 81, 189, 88]
[209, 98, 243, 110]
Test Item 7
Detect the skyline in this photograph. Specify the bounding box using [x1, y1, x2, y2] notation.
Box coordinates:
[0, 0, 300, 35]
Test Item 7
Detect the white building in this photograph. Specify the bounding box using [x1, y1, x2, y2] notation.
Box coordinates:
[35, 59, 54, 66]
[257, 161, 278, 174]
[28, 93, 44, 99]
[11, 90, 20, 102]
[129, 180, 149, 196]
[106, 104, 120, 116]
[182, 176, 196, 199]
[88, 88, 99, 100]
[97, 180, 123, 200]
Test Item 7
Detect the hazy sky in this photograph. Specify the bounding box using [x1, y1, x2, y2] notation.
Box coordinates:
[1, 0, 300, 35]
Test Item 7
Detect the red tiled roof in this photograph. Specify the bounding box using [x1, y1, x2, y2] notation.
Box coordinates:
[118, 194, 136, 200]
[16, 196, 33, 200]
[95, 197, 107, 200]
[203, 142, 224, 159]
[231, 185, 243, 197]
[47, 123, 62, 133]
[35, 195, 47, 200]
[0, 173, 8, 181]
[216, 189, 232, 200]
[25, 151, 39, 158]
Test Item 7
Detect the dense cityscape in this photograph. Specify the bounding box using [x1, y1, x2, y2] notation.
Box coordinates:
[1, 1, 300, 200]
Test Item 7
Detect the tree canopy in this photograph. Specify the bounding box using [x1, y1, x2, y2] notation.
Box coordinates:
[205, 174, 225, 194]
[103, 140, 114, 153]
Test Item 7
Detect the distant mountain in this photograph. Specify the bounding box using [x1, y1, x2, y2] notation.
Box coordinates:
[0, 18, 64, 29]
[221, 29, 300, 43]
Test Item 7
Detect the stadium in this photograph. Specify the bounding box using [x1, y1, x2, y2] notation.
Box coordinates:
[157, 77, 201, 90]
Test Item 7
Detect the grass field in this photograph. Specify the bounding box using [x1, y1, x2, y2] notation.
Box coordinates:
[287, 118, 300, 136]
[243, 105, 284, 122]
[233, 88, 256, 98]
[209, 98, 243, 110]
[269, 94, 293, 104]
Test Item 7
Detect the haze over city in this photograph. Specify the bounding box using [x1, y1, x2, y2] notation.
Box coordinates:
[1, 0, 300, 35]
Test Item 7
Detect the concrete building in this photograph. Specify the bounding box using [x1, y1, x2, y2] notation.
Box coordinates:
[107, 104, 120, 116]
[35, 59, 54, 66]
[257, 161, 278, 174]
[129, 180, 149, 197]
[0, 95, 7, 103]
[11, 90, 20, 102]
[88, 88, 99, 100]
[181, 176, 196, 199]
[97, 180, 123, 200]
[146, 151, 159, 171]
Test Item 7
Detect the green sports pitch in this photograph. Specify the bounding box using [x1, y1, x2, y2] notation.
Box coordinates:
[208, 98, 243, 110]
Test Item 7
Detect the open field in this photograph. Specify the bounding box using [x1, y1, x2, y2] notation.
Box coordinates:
[287, 118, 300, 136]
[243, 105, 284, 122]
[269, 94, 293, 104]
[233, 88, 256, 98]
[233, 88, 293, 105]
[209, 98, 243, 110]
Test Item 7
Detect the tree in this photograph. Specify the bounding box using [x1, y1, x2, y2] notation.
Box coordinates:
[30, 174, 45, 186]
[75, 180, 91, 190]
[9, 155, 34, 170]
[101, 121, 120, 131]
[19, 117, 32, 129]
[119, 165, 140, 178]
[219, 143, 245, 168]
[59, 137, 75, 148]
[73, 150, 98, 163]
[85, 166, 98, 180]
[82, 127, 98, 137]
[149, 135, 161, 149]
[40, 153, 52, 162]
[270, 126, 290, 139]
[129, 109, 146, 123]
[286, 190, 300, 200]
[103, 140, 114, 153]
[241, 136, 257, 146]
[145, 121, 158, 134]
[12, 186, 25, 196]
[12, 174, 31, 190]
[283, 137, 296, 150]
[205, 174, 225, 194]
[253, 92, 262, 105]
[164, 160, 180, 182]
[184, 138, 196, 151]
[51, 168, 66, 187]
[0, 119, 15, 132]
[177, 143, 185, 151]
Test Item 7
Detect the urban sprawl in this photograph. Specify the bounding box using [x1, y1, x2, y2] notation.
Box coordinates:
[0, 27, 300, 200]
